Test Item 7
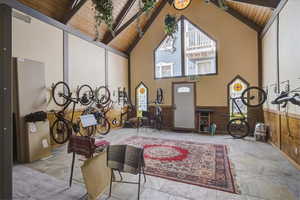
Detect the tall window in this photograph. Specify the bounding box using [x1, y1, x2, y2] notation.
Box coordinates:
[228, 76, 249, 119]
[154, 16, 217, 79]
[136, 82, 148, 111]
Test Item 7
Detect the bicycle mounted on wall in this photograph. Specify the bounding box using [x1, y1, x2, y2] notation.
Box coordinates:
[227, 86, 267, 139]
[50, 82, 112, 144]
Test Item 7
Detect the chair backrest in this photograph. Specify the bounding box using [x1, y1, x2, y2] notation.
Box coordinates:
[107, 145, 144, 174]
[68, 135, 96, 158]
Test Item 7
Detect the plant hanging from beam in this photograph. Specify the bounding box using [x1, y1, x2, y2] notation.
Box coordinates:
[164, 14, 178, 38]
[141, 0, 156, 12]
[164, 14, 178, 52]
[91, 0, 114, 41]
[136, 0, 157, 37]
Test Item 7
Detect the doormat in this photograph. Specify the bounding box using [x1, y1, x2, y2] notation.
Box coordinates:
[121, 136, 239, 194]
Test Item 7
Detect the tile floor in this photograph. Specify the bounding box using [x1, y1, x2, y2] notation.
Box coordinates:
[23, 128, 300, 200]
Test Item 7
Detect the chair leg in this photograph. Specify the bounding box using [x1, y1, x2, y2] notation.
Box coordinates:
[142, 167, 146, 183]
[137, 172, 141, 200]
[109, 169, 113, 198]
[69, 152, 75, 188]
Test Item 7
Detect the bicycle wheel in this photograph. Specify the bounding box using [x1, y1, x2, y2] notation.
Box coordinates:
[96, 117, 111, 135]
[241, 86, 267, 107]
[50, 119, 70, 144]
[52, 81, 71, 107]
[96, 86, 111, 105]
[77, 84, 94, 106]
[156, 88, 163, 104]
[227, 118, 250, 139]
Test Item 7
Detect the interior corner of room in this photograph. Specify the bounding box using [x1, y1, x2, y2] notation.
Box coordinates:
[1, 0, 300, 200]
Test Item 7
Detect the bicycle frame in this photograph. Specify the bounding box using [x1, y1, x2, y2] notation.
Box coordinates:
[230, 96, 247, 120]
[54, 93, 79, 125]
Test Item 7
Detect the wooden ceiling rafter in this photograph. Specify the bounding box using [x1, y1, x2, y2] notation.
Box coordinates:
[61, 0, 88, 24]
[102, 0, 137, 44]
[211, 0, 263, 32]
[126, 0, 168, 53]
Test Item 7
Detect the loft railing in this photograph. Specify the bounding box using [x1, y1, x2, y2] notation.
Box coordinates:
[186, 31, 214, 49]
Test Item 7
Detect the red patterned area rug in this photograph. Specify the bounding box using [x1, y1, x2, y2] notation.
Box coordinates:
[121, 136, 239, 194]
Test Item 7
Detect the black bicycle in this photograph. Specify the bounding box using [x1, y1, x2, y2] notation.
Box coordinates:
[271, 87, 300, 107]
[227, 86, 267, 139]
[50, 81, 93, 144]
[150, 88, 164, 130]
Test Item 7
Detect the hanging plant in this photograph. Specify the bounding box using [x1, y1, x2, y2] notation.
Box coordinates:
[164, 14, 178, 38]
[91, 0, 114, 41]
[141, 0, 156, 13]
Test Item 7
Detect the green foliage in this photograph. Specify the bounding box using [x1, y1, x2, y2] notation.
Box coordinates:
[141, 0, 156, 12]
[92, 0, 114, 40]
[164, 14, 178, 38]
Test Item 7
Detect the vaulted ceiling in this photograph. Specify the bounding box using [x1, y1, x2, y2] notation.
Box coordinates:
[17, 0, 278, 53]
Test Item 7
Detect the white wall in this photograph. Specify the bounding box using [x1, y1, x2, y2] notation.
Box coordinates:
[12, 10, 63, 110]
[278, 0, 300, 115]
[68, 34, 106, 91]
[262, 18, 278, 111]
[262, 0, 300, 115]
[107, 51, 128, 106]
[12, 9, 129, 111]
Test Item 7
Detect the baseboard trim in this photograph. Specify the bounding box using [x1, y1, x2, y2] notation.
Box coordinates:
[269, 141, 300, 171]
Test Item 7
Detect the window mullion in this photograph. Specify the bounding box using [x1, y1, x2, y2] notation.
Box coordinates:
[181, 17, 185, 77]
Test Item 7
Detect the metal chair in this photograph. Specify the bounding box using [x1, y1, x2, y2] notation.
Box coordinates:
[107, 145, 146, 200]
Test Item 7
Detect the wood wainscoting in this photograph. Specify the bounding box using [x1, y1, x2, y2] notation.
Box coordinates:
[129, 105, 261, 134]
[264, 109, 300, 167]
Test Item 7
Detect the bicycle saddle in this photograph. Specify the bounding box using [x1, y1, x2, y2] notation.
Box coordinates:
[290, 93, 300, 106]
[271, 91, 289, 105]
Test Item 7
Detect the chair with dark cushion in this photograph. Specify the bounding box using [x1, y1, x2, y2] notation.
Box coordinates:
[106, 145, 146, 200]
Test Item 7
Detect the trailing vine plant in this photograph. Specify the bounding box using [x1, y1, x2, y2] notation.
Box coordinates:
[136, 0, 157, 37]
[164, 14, 178, 52]
[91, 0, 114, 41]
[164, 14, 178, 38]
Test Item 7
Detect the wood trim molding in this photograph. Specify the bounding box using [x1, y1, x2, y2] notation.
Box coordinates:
[260, 0, 288, 38]
[0, 3, 12, 199]
[126, 0, 169, 53]
[231, 0, 280, 8]
[211, 0, 263, 33]
[0, 0, 129, 58]
[61, 0, 88, 24]
[63, 31, 69, 84]
[269, 142, 300, 170]
[102, 0, 137, 44]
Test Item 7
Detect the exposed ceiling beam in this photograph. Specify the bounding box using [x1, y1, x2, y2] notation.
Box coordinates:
[230, 0, 280, 8]
[102, 0, 137, 44]
[211, 0, 263, 32]
[103, 8, 143, 44]
[127, 0, 168, 53]
[61, 0, 88, 24]
[260, 0, 288, 38]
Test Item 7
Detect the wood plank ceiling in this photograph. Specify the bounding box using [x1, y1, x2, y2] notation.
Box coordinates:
[17, 0, 276, 53]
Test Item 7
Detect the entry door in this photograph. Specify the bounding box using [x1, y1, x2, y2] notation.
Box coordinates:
[173, 83, 195, 130]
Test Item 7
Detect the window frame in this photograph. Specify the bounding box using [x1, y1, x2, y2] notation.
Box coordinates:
[135, 81, 149, 111]
[156, 62, 174, 78]
[227, 75, 250, 119]
[153, 15, 218, 80]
